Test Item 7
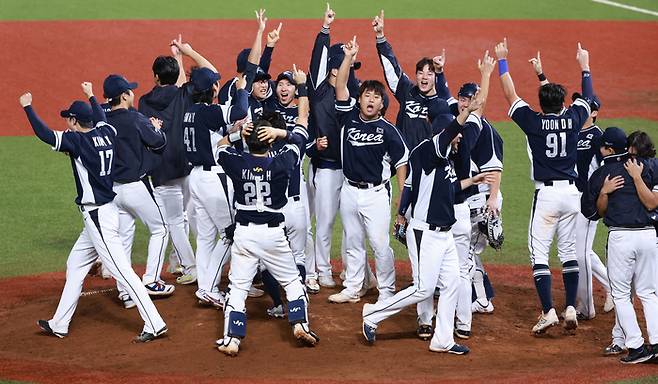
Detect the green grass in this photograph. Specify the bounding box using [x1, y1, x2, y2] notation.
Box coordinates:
[2, 118, 657, 278]
[612, 376, 658, 384]
[0, 0, 656, 21]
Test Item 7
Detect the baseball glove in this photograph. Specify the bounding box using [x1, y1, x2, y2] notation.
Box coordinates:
[485, 211, 504, 250]
[393, 221, 408, 247]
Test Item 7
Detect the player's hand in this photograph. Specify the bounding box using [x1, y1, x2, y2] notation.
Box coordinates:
[494, 38, 508, 60]
[472, 171, 497, 185]
[601, 174, 624, 194]
[576, 42, 590, 72]
[528, 51, 543, 75]
[267, 22, 283, 47]
[81, 82, 94, 98]
[316, 136, 328, 151]
[171, 38, 194, 57]
[478, 50, 496, 77]
[292, 64, 307, 85]
[624, 158, 644, 180]
[256, 9, 267, 32]
[466, 91, 483, 112]
[372, 9, 384, 38]
[170, 34, 183, 58]
[323, 3, 335, 28]
[19, 92, 32, 107]
[150, 117, 163, 130]
[258, 126, 286, 144]
[485, 195, 500, 216]
[343, 36, 359, 57]
[241, 121, 254, 140]
[433, 49, 446, 73]
[236, 74, 247, 90]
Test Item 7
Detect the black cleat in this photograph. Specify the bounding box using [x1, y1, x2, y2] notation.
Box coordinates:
[37, 320, 67, 338]
[620, 345, 653, 364]
[416, 324, 433, 341]
[133, 326, 168, 343]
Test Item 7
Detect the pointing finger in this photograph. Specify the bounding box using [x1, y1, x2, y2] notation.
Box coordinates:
[277, 22, 283, 33]
[327, 2, 330, 11]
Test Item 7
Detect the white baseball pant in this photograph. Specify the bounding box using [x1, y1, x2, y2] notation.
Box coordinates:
[310, 166, 343, 279]
[364, 219, 459, 350]
[468, 192, 503, 306]
[339, 181, 395, 300]
[189, 166, 234, 296]
[575, 212, 610, 318]
[113, 179, 169, 299]
[606, 228, 658, 349]
[453, 202, 474, 332]
[47, 202, 166, 335]
[283, 195, 308, 268]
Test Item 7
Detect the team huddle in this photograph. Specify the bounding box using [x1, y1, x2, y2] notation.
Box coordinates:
[20, 5, 658, 363]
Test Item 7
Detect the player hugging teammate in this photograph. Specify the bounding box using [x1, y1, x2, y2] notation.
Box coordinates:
[21, 3, 658, 365]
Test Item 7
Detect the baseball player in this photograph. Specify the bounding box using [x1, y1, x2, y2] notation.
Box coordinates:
[138, 35, 220, 285]
[496, 39, 594, 334]
[528, 54, 613, 320]
[103, 74, 174, 309]
[362, 91, 494, 354]
[582, 127, 658, 364]
[22, 86, 167, 342]
[215, 69, 319, 355]
[327, 37, 408, 304]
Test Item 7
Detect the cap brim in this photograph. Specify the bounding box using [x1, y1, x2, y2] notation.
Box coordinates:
[128, 82, 138, 90]
[60, 110, 72, 118]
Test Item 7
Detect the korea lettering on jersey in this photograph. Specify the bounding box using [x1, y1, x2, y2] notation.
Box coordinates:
[509, 98, 591, 182]
[575, 125, 603, 193]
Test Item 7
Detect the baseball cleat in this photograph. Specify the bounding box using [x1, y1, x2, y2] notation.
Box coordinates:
[216, 338, 240, 356]
[532, 308, 559, 334]
[133, 326, 167, 343]
[175, 273, 197, 285]
[266, 304, 286, 319]
[362, 321, 377, 344]
[37, 320, 67, 339]
[167, 264, 184, 276]
[121, 296, 136, 309]
[305, 278, 320, 294]
[603, 292, 615, 313]
[471, 299, 494, 314]
[603, 342, 626, 356]
[248, 286, 265, 298]
[145, 281, 175, 296]
[196, 290, 225, 310]
[328, 292, 360, 304]
[620, 345, 654, 364]
[563, 306, 579, 331]
[318, 275, 337, 288]
[293, 323, 319, 346]
[100, 263, 111, 279]
[454, 329, 471, 340]
[429, 343, 470, 355]
[416, 324, 433, 341]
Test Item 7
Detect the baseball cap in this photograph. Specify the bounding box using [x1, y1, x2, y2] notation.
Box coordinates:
[103, 74, 138, 99]
[254, 67, 272, 82]
[601, 127, 627, 151]
[276, 70, 295, 84]
[571, 92, 601, 111]
[60, 100, 93, 123]
[458, 83, 479, 99]
[190, 67, 220, 93]
[236, 48, 251, 73]
[327, 43, 345, 70]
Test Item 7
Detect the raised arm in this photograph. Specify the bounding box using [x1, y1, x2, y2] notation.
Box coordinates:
[172, 37, 217, 73]
[529, 51, 549, 86]
[335, 36, 358, 102]
[248, 9, 267, 67]
[228, 76, 249, 123]
[261, 22, 282, 74]
[81, 82, 106, 124]
[19, 93, 57, 146]
[373, 10, 411, 101]
[472, 50, 496, 117]
[170, 34, 187, 87]
[293, 65, 309, 129]
[433, 49, 453, 101]
[494, 38, 520, 106]
[309, 3, 335, 90]
[576, 42, 594, 101]
[433, 95, 482, 158]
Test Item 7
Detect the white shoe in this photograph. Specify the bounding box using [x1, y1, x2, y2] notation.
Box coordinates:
[196, 290, 225, 309]
[318, 275, 337, 288]
[471, 299, 494, 314]
[328, 292, 360, 304]
[216, 337, 240, 356]
[563, 306, 578, 331]
[603, 293, 615, 313]
[305, 278, 320, 294]
[532, 308, 559, 334]
[176, 273, 197, 285]
[248, 286, 264, 298]
[144, 281, 175, 297]
[120, 296, 136, 309]
[293, 323, 319, 346]
[267, 304, 286, 318]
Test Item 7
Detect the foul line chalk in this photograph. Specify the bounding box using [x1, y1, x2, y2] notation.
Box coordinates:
[80, 288, 117, 297]
[591, 0, 658, 17]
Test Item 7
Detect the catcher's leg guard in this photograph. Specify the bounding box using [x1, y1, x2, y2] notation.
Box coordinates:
[227, 311, 247, 339]
[287, 299, 307, 325]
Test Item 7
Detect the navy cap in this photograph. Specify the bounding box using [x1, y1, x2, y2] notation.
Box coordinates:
[236, 48, 251, 73]
[190, 67, 220, 92]
[458, 83, 479, 98]
[60, 100, 93, 123]
[276, 71, 295, 84]
[601, 127, 627, 151]
[327, 43, 345, 70]
[571, 92, 601, 111]
[254, 67, 272, 82]
[103, 74, 138, 99]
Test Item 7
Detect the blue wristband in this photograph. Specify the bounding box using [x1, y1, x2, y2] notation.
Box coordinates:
[498, 59, 509, 76]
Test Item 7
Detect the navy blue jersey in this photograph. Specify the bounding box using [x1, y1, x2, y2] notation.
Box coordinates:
[217, 126, 308, 225]
[105, 108, 167, 183]
[24, 105, 117, 205]
[471, 116, 504, 194]
[183, 103, 233, 167]
[406, 118, 466, 227]
[336, 99, 408, 184]
[576, 125, 603, 193]
[308, 27, 360, 166]
[583, 153, 658, 227]
[509, 98, 590, 182]
[449, 113, 482, 203]
[270, 103, 303, 197]
[218, 46, 274, 104]
[138, 82, 195, 186]
[272, 99, 299, 129]
[376, 36, 454, 151]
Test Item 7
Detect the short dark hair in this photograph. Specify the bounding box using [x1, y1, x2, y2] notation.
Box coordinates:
[628, 130, 656, 158]
[152, 56, 180, 86]
[415, 57, 434, 73]
[358, 80, 386, 99]
[108, 95, 123, 107]
[538, 83, 566, 114]
[247, 118, 275, 154]
[75, 119, 94, 129]
[191, 89, 214, 104]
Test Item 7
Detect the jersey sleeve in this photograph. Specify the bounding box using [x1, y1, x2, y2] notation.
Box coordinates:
[89, 96, 107, 124]
[569, 97, 592, 132]
[387, 125, 409, 169]
[135, 112, 167, 152]
[435, 71, 455, 104]
[260, 46, 274, 74]
[309, 28, 331, 91]
[459, 114, 481, 160]
[376, 37, 412, 103]
[474, 121, 504, 172]
[216, 145, 243, 179]
[335, 98, 357, 127]
[432, 118, 463, 159]
[508, 98, 538, 134]
[581, 168, 603, 220]
[227, 89, 249, 123]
